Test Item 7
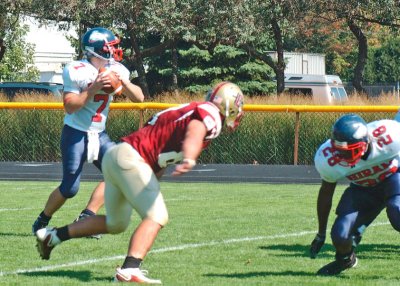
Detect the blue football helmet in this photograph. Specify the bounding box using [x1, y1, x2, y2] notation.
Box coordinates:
[331, 114, 369, 166]
[81, 27, 123, 61]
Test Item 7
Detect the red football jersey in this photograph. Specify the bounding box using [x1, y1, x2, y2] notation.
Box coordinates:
[121, 102, 223, 173]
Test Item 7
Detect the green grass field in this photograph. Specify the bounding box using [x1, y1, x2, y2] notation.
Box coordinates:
[0, 181, 399, 285]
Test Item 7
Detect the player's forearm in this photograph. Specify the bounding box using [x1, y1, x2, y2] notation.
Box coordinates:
[182, 138, 203, 162]
[63, 91, 92, 114]
[316, 192, 332, 235]
[182, 121, 207, 161]
[123, 82, 144, 103]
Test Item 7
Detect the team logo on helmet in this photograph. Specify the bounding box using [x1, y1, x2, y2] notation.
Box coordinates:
[206, 82, 244, 131]
[82, 27, 123, 61]
[88, 31, 108, 43]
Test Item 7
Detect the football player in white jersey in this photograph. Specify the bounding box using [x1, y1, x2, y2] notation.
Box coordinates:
[310, 114, 400, 275]
[32, 27, 144, 238]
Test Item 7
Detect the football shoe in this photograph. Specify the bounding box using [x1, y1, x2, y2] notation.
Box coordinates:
[317, 251, 358, 276]
[32, 217, 49, 235]
[35, 227, 61, 260]
[114, 267, 162, 284]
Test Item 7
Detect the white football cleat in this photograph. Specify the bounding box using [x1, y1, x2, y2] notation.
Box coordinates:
[35, 227, 61, 260]
[114, 267, 162, 284]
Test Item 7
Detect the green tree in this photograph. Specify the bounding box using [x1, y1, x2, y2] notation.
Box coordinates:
[0, 0, 39, 80]
[29, 0, 194, 97]
[237, 0, 311, 94]
[368, 37, 400, 83]
[0, 15, 39, 81]
[308, 0, 400, 93]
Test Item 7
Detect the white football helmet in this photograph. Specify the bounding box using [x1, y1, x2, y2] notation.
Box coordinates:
[206, 81, 244, 131]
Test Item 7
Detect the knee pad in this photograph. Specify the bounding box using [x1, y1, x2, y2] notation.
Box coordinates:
[106, 218, 130, 234]
[154, 211, 169, 227]
[387, 196, 400, 231]
[331, 217, 354, 246]
[59, 177, 80, 198]
[147, 204, 169, 227]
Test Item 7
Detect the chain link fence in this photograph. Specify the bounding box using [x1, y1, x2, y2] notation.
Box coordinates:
[0, 103, 397, 165]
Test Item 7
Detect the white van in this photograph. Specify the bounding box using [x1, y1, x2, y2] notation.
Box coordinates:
[284, 74, 348, 104]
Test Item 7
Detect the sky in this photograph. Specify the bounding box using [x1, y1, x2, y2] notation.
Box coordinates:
[24, 16, 76, 54]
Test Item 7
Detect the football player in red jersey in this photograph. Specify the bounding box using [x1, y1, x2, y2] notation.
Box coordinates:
[35, 81, 244, 284]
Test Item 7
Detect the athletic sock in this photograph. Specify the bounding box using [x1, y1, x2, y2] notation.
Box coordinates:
[122, 256, 142, 269]
[81, 209, 95, 216]
[39, 211, 52, 222]
[56, 226, 71, 242]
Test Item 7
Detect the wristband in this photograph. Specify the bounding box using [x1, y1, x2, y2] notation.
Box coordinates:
[182, 158, 196, 168]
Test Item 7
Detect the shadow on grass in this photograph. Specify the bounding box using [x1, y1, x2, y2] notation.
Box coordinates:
[0, 232, 32, 237]
[258, 243, 335, 258]
[204, 270, 399, 281]
[204, 270, 314, 279]
[22, 270, 111, 282]
[258, 243, 400, 260]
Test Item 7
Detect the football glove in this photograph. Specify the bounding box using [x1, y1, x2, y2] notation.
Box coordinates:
[310, 233, 326, 259]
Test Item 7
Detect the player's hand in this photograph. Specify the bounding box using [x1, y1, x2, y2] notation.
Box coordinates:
[87, 71, 111, 95]
[172, 159, 196, 176]
[310, 233, 326, 259]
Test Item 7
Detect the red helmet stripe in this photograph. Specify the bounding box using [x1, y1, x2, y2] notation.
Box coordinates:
[209, 81, 229, 101]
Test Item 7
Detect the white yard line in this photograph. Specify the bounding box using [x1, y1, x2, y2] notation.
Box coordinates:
[0, 221, 390, 277]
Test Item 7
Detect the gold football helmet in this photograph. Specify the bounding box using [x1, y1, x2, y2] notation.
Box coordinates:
[206, 81, 244, 131]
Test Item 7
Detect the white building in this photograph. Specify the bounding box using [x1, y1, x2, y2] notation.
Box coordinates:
[25, 17, 76, 84]
[266, 51, 326, 75]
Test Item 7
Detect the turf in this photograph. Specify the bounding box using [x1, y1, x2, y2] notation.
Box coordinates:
[0, 181, 398, 285]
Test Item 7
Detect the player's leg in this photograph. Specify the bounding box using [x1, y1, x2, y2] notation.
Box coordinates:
[32, 125, 86, 234]
[318, 185, 384, 275]
[386, 195, 400, 231]
[75, 132, 115, 220]
[109, 143, 165, 283]
[382, 172, 400, 232]
[35, 144, 124, 260]
[81, 181, 105, 214]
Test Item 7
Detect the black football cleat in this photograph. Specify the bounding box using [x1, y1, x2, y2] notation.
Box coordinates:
[317, 251, 358, 276]
[32, 217, 49, 235]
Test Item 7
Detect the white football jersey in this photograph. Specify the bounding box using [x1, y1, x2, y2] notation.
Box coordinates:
[314, 119, 400, 187]
[63, 59, 130, 132]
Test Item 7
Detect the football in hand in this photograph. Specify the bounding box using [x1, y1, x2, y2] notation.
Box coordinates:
[99, 67, 123, 96]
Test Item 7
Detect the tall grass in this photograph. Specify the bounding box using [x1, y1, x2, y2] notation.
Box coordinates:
[3, 89, 400, 105]
[0, 91, 398, 163]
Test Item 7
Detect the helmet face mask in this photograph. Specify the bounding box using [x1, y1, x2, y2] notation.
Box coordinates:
[206, 82, 244, 131]
[82, 27, 123, 62]
[331, 114, 369, 167]
[331, 140, 368, 166]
